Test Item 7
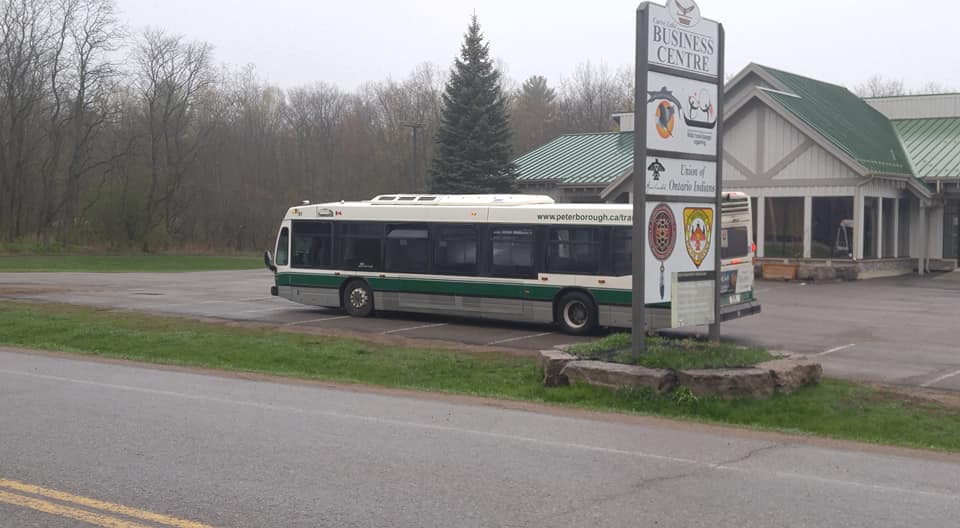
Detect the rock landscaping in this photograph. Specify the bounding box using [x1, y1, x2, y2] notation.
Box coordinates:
[540, 349, 822, 399]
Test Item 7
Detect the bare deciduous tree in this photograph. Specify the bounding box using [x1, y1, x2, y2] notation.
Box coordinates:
[133, 28, 213, 249]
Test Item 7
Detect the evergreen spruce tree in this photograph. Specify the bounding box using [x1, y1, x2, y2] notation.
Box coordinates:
[430, 15, 517, 194]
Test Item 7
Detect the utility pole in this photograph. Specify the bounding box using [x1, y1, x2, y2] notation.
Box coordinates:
[403, 123, 425, 192]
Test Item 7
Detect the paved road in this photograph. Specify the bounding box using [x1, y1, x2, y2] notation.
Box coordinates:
[1, 270, 959, 390]
[1, 349, 958, 528]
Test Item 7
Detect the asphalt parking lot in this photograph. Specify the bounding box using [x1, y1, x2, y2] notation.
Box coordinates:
[1, 269, 959, 391]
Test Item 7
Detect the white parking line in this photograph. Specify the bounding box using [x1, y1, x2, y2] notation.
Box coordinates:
[921, 368, 960, 388]
[283, 315, 350, 326]
[486, 332, 553, 345]
[382, 323, 448, 334]
[237, 307, 292, 314]
[814, 343, 856, 357]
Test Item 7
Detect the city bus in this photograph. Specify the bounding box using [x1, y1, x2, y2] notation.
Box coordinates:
[264, 193, 760, 335]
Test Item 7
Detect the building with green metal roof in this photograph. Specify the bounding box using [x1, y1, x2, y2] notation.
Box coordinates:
[514, 64, 958, 274]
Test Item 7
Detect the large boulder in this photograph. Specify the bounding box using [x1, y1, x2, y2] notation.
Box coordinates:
[755, 358, 822, 394]
[675, 368, 775, 398]
[538, 350, 578, 387]
[561, 361, 676, 393]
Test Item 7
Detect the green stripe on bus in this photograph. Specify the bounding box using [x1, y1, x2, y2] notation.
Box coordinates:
[276, 272, 634, 306]
[276, 273, 345, 288]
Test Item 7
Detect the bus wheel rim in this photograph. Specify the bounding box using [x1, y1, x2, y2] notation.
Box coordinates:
[564, 301, 588, 328]
[350, 287, 368, 309]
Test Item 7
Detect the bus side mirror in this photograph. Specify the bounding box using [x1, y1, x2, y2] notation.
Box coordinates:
[264, 250, 277, 273]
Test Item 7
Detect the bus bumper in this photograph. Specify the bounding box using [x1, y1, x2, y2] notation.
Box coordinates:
[720, 300, 761, 321]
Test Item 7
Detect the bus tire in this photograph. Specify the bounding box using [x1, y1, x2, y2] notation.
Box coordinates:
[555, 291, 597, 336]
[343, 280, 374, 317]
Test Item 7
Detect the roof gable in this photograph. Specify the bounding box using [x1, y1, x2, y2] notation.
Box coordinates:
[756, 66, 913, 176]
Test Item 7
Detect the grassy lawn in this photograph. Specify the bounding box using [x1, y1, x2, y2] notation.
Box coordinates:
[567, 333, 776, 369]
[0, 255, 262, 272]
[1, 301, 959, 452]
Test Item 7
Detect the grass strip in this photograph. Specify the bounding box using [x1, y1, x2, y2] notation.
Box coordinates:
[0, 255, 261, 272]
[1, 301, 958, 452]
[567, 333, 776, 369]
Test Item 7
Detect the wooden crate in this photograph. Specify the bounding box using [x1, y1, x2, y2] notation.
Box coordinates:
[762, 262, 798, 281]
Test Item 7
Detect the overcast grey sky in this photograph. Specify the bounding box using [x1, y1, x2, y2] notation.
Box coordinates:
[115, 0, 959, 92]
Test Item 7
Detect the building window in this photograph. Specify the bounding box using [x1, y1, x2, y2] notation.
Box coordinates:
[864, 198, 879, 259]
[546, 228, 600, 274]
[899, 199, 911, 258]
[385, 224, 429, 273]
[944, 199, 960, 259]
[883, 198, 896, 258]
[491, 227, 536, 278]
[811, 197, 853, 259]
[764, 197, 803, 258]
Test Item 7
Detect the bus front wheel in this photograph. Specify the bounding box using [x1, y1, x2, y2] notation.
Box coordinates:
[343, 280, 374, 317]
[556, 291, 597, 336]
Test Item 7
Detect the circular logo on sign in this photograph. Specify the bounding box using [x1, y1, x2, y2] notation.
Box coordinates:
[668, 0, 702, 28]
[655, 101, 675, 139]
[648, 203, 677, 261]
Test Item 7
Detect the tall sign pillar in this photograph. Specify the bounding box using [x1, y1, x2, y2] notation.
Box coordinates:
[632, 1, 724, 359]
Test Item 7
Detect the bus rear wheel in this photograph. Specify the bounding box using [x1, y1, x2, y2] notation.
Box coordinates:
[556, 291, 597, 336]
[343, 280, 374, 317]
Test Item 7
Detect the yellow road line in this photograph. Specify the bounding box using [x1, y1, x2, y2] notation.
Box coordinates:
[0, 489, 153, 528]
[0, 478, 214, 528]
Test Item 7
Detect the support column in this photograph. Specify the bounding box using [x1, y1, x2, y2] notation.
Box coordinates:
[919, 203, 926, 276]
[853, 193, 864, 260]
[893, 198, 900, 258]
[803, 195, 812, 259]
[877, 197, 883, 260]
[756, 196, 766, 258]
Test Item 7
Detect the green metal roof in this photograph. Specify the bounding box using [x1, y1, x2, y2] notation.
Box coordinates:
[893, 118, 960, 179]
[758, 66, 914, 176]
[514, 66, 923, 187]
[513, 132, 634, 185]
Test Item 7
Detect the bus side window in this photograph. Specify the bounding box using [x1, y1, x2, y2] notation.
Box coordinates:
[435, 225, 478, 275]
[291, 221, 332, 268]
[276, 227, 289, 267]
[385, 224, 429, 273]
[335, 222, 383, 271]
[490, 226, 535, 278]
[611, 228, 631, 276]
[546, 227, 600, 274]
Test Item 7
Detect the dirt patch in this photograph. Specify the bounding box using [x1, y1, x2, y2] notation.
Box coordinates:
[864, 383, 960, 410]
[0, 284, 74, 296]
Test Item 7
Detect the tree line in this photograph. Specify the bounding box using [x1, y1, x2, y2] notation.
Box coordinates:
[0, 0, 633, 252]
[6, 1, 925, 253]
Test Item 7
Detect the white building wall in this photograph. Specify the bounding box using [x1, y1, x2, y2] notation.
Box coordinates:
[866, 94, 960, 120]
[723, 112, 759, 176]
[763, 108, 807, 171]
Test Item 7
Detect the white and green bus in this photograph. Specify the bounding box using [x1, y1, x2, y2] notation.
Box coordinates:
[264, 193, 760, 335]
